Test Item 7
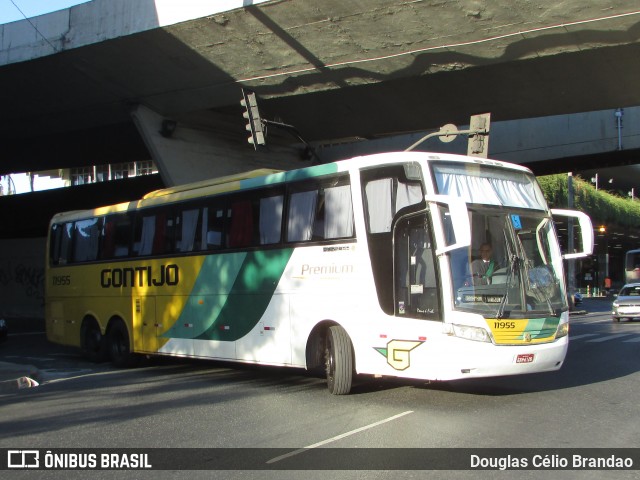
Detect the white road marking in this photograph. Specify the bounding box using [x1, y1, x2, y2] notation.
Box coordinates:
[43, 369, 134, 384]
[267, 410, 414, 464]
[3, 356, 51, 362]
[586, 333, 632, 343]
[569, 333, 598, 340]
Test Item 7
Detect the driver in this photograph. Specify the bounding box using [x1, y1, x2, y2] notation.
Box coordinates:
[471, 242, 496, 285]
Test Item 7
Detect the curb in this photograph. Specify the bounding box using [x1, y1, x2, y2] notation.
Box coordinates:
[0, 362, 41, 393]
[0, 376, 40, 392]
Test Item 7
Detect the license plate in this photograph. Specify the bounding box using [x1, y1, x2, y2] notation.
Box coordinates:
[516, 353, 535, 364]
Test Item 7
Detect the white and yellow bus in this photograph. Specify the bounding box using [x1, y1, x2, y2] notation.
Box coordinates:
[45, 152, 593, 394]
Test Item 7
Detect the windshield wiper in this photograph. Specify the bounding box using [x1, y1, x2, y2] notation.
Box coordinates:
[496, 253, 519, 319]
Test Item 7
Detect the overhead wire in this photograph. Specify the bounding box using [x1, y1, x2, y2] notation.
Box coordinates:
[7, 0, 59, 52]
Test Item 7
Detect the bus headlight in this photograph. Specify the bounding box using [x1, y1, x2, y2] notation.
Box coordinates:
[446, 324, 492, 343]
[555, 322, 569, 339]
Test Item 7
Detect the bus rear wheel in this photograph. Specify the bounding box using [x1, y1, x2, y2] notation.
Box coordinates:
[80, 319, 107, 363]
[107, 320, 138, 368]
[325, 325, 353, 395]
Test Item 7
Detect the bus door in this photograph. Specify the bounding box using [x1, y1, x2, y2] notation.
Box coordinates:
[393, 213, 441, 320]
[134, 295, 158, 353]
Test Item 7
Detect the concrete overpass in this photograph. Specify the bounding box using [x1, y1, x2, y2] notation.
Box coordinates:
[3, 0, 640, 185]
[3, 0, 640, 319]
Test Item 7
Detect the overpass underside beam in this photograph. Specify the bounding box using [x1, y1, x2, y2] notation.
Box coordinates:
[130, 105, 302, 186]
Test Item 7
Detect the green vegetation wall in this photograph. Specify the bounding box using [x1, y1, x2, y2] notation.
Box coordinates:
[538, 174, 640, 228]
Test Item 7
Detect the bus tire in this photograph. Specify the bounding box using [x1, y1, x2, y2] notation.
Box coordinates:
[325, 325, 353, 395]
[107, 320, 138, 368]
[80, 318, 107, 363]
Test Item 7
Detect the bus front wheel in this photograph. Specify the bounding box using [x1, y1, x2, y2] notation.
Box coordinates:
[325, 325, 353, 395]
[107, 320, 138, 368]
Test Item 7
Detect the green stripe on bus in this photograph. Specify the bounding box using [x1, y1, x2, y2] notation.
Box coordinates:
[195, 248, 294, 341]
[526, 317, 560, 339]
[285, 163, 339, 182]
[164, 249, 293, 342]
[161, 253, 247, 340]
[239, 172, 287, 190]
[237, 164, 339, 190]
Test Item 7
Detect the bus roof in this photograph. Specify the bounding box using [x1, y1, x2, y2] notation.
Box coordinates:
[48, 152, 533, 224]
[142, 169, 282, 199]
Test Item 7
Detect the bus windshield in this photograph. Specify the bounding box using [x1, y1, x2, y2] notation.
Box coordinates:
[433, 162, 567, 318]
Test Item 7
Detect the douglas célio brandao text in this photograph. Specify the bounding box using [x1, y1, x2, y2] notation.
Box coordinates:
[470, 453, 634, 470]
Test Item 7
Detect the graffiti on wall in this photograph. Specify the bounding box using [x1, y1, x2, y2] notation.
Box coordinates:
[0, 260, 44, 304]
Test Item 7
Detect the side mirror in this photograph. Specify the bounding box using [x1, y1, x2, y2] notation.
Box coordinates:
[551, 209, 594, 259]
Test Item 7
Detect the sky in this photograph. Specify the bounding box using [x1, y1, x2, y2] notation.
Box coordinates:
[0, 0, 90, 25]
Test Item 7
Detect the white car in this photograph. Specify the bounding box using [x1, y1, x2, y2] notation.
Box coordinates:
[611, 283, 640, 322]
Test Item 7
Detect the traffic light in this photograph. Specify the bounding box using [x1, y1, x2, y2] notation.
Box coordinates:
[467, 113, 491, 158]
[240, 89, 265, 148]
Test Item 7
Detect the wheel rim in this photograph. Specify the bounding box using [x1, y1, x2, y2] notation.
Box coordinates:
[112, 330, 128, 358]
[82, 324, 101, 356]
[325, 336, 335, 387]
[86, 329, 99, 353]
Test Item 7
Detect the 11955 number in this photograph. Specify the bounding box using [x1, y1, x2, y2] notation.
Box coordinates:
[52, 275, 71, 286]
[493, 321, 516, 329]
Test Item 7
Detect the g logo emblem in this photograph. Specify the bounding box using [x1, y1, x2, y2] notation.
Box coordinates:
[375, 340, 423, 371]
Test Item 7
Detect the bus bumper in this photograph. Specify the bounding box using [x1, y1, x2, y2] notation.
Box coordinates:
[430, 335, 569, 380]
[360, 334, 569, 381]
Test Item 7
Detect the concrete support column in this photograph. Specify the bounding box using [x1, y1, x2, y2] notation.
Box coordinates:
[130, 105, 302, 186]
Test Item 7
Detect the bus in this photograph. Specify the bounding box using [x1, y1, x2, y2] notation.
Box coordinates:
[624, 249, 640, 284]
[45, 152, 593, 394]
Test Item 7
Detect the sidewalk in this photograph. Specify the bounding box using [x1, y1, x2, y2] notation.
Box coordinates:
[0, 317, 44, 392]
[0, 361, 41, 392]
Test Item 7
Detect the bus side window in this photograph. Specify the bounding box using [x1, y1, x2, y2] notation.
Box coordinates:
[101, 214, 132, 259]
[259, 195, 283, 245]
[287, 177, 353, 243]
[322, 184, 354, 239]
[50, 224, 60, 265]
[113, 214, 132, 258]
[364, 178, 393, 233]
[153, 213, 175, 255]
[101, 217, 116, 259]
[176, 207, 202, 253]
[58, 222, 73, 265]
[287, 189, 318, 242]
[73, 218, 101, 262]
[203, 202, 226, 250]
[364, 176, 423, 234]
[49, 224, 64, 265]
[229, 200, 254, 248]
[133, 215, 148, 256]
